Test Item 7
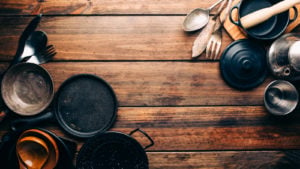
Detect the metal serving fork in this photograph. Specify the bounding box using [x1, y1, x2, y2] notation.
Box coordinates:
[206, 0, 232, 60]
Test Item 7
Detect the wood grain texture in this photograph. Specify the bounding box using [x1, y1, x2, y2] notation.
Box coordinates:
[0, 16, 233, 61]
[0, 0, 227, 15]
[1, 0, 300, 168]
[109, 106, 300, 151]
[0, 62, 271, 106]
[148, 151, 300, 169]
[2, 106, 300, 151]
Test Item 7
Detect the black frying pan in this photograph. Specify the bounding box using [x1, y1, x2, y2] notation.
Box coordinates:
[76, 128, 154, 169]
[11, 74, 118, 138]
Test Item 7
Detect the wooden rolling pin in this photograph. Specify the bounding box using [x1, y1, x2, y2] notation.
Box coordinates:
[241, 0, 300, 29]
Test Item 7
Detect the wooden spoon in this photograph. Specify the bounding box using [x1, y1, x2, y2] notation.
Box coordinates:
[16, 136, 49, 169]
[192, 0, 227, 58]
[241, 0, 300, 29]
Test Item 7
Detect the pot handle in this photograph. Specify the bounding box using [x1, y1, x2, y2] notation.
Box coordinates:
[129, 128, 154, 150]
[11, 111, 54, 131]
[289, 6, 298, 23]
[229, 5, 241, 26]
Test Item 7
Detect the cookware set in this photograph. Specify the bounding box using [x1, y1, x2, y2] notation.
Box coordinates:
[0, 15, 154, 169]
[185, 0, 300, 116]
[1, 0, 300, 168]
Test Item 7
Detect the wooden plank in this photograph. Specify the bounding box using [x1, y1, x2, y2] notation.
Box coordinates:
[0, 62, 270, 106]
[0, 0, 226, 15]
[0, 16, 233, 61]
[2, 106, 300, 150]
[148, 151, 300, 169]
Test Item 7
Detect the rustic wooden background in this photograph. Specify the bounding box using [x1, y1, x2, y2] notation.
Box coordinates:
[1, 0, 300, 168]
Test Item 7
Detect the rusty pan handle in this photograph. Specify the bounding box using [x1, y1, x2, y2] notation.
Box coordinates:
[129, 128, 154, 150]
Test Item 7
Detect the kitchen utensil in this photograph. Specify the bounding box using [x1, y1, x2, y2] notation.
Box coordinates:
[28, 45, 56, 64]
[0, 128, 75, 169]
[206, 0, 232, 59]
[267, 33, 300, 80]
[229, 0, 298, 40]
[183, 0, 226, 32]
[206, 19, 223, 59]
[192, 0, 227, 58]
[264, 80, 299, 116]
[20, 31, 48, 60]
[20, 30, 56, 65]
[16, 136, 49, 169]
[221, 0, 300, 40]
[76, 128, 154, 169]
[19, 31, 48, 64]
[9, 14, 42, 68]
[19, 129, 59, 169]
[240, 0, 300, 29]
[12, 74, 118, 138]
[1, 63, 54, 116]
[220, 39, 267, 90]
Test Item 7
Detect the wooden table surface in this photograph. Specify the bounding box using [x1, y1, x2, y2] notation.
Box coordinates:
[1, 0, 300, 168]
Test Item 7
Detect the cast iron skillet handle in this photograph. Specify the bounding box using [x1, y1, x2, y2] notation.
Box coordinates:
[11, 111, 53, 131]
[289, 6, 298, 23]
[129, 128, 154, 150]
[229, 5, 241, 26]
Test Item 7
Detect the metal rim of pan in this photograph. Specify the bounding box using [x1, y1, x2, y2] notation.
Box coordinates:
[54, 74, 118, 138]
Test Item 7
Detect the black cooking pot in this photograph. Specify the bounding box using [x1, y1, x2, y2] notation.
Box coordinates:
[76, 128, 154, 169]
[229, 0, 298, 40]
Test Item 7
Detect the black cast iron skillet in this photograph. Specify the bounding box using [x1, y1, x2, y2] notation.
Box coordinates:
[76, 128, 154, 169]
[230, 0, 298, 40]
[11, 74, 118, 138]
[0, 128, 76, 169]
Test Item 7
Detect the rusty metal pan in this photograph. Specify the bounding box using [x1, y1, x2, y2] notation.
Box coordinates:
[1, 63, 54, 117]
